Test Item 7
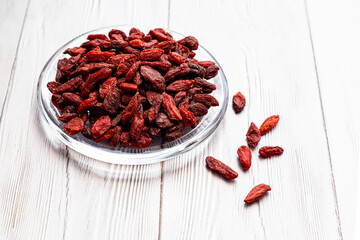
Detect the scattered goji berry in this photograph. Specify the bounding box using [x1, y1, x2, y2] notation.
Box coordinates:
[237, 145, 252, 170]
[205, 156, 238, 179]
[233, 92, 246, 113]
[260, 115, 280, 135]
[246, 122, 261, 148]
[244, 184, 271, 204]
[259, 146, 284, 158]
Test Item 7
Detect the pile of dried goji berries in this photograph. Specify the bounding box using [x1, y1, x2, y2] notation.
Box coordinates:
[47, 27, 220, 148]
[205, 93, 283, 204]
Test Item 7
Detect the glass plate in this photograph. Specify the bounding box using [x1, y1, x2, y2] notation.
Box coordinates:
[37, 25, 228, 165]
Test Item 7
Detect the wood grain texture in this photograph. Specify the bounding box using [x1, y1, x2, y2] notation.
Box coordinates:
[159, 0, 344, 239]
[0, 0, 358, 239]
[305, 0, 360, 239]
[0, 0, 169, 239]
[0, 0, 29, 116]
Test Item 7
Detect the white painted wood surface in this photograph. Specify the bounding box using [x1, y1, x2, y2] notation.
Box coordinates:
[0, 0, 359, 239]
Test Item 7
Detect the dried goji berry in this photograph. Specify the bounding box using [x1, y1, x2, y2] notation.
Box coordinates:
[179, 107, 196, 127]
[62, 92, 84, 106]
[149, 126, 161, 139]
[108, 29, 127, 40]
[148, 94, 163, 122]
[155, 112, 174, 128]
[146, 91, 161, 105]
[91, 115, 111, 139]
[186, 87, 203, 98]
[99, 77, 117, 99]
[86, 50, 115, 62]
[119, 83, 139, 93]
[130, 111, 144, 140]
[166, 80, 195, 92]
[123, 46, 140, 56]
[168, 52, 184, 65]
[64, 117, 84, 135]
[133, 71, 142, 85]
[60, 55, 81, 76]
[205, 156, 238, 179]
[51, 94, 65, 110]
[246, 122, 261, 148]
[175, 44, 192, 58]
[187, 63, 205, 78]
[111, 113, 122, 127]
[61, 105, 76, 114]
[103, 87, 121, 115]
[87, 34, 109, 41]
[129, 132, 152, 148]
[162, 93, 182, 121]
[121, 94, 133, 105]
[125, 61, 141, 82]
[129, 27, 145, 40]
[194, 77, 216, 93]
[58, 113, 78, 123]
[178, 98, 189, 109]
[237, 146, 252, 170]
[178, 36, 199, 50]
[141, 61, 168, 72]
[188, 102, 208, 116]
[233, 92, 246, 113]
[109, 126, 122, 147]
[198, 61, 215, 68]
[120, 131, 130, 147]
[129, 39, 145, 48]
[173, 91, 186, 105]
[53, 76, 83, 94]
[164, 63, 190, 82]
[80, 67, 112, 97]
[114, 54, 137, 76]
[93, 128, 115, 143]
[47, 81, 61, 93]
[193, 94, 219, 107]
[143, 39, 159, 49]
[139, 48, 164, 61]
[156, 40, 176, 52]
[81, 125, 92, 139]
[149, 29, 172, 41]
[64, 47, 87, 56]
[259, 146, 284, 158]
[140, 66, 166, 92]
[260, 115, 280, 135]
[77, 97, 97, 114]
[80, 112, 89, 122]
[122, 92, 139, 124]
[244, 184, 271, 204]
[205, 65, 219, 79]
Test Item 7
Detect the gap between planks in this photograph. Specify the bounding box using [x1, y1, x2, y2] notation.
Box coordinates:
[303, 0, 343, 239]
[62, 147, 70, 240]
[158, 2, 171, 239]
[157, 161, 164, 240]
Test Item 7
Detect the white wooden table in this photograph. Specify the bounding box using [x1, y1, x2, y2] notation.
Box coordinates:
[1, 0, 359, 239]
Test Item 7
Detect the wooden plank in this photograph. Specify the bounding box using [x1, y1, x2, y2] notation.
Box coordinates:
[159, 0, 342, 239]
[0, 0, 29, 115]
[305, 0, 360, 239]
[0, 0, 168, 239]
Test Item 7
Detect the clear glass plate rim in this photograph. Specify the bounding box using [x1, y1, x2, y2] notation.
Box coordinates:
[37, 25, 229, 165]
